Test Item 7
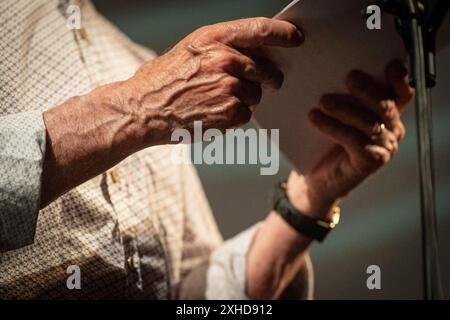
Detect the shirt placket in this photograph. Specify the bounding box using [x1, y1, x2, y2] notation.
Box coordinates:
[107, 162, 170, 299]
[105, 157, 145, 297]
[67, 2, 144, 298]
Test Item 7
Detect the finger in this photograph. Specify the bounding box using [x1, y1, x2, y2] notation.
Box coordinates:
[310, 108, 396, 166]
[364, 145, 392, 164]
[370, 128, 399, 155]
[233, 79, 263, 107]
[204, 18, 303, 48]
[320, 94, 379, 138]
[385, 59, 415, 111]
[309, 108, 366, 158]
[320, 93, 406, 142]
[346, 70, 402, 132]
[226, 49, 284, 90]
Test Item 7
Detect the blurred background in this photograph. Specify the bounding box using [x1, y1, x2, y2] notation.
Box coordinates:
[92, 0, 450, 299]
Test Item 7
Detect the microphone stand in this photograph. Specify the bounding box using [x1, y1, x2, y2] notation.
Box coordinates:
[369, 0, 449, 300]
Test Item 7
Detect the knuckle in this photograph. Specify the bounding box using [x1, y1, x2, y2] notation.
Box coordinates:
[221, 97, 241, 120]
[222, 76, 241, 93]
[380, 99, 396, 116]
[252, 17, 271, 36]
[224, 97, 241, 115]
[243, 57, 257, 72]
[195, 25, 213, 38]
[214, 52, 236, 71]
[371, 155, 390, 166]
[368, 149, 390, 165]
[224, 96, 241, 109]
[192, 25, 218, 45]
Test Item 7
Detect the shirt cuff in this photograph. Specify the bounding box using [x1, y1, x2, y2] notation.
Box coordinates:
[0, 111, 47, 252]
[205, 224, 314, 300]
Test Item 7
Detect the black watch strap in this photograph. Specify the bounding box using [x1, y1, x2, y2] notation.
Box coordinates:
[273, 182, 340, 242]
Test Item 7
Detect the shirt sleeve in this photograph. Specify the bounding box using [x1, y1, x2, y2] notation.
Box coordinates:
[209, 225, 313, 300]
[176, 155, 313, 300]
[0, 111, 47, 252]
[178, 223, 314, 300]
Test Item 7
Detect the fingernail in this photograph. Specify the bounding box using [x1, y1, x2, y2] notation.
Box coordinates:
[291, 29, 304, 46]
[286, 20, 305, 45]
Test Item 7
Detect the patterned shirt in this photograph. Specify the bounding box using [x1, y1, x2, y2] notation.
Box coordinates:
[0, 0, 312, 299]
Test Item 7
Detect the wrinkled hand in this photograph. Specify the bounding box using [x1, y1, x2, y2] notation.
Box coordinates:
[287, 60, 414, 219]
[125, 18, 302, 145]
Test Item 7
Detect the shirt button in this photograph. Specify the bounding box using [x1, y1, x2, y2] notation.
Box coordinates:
[109, 169, 120, 184]
[79, 27, 88, 40]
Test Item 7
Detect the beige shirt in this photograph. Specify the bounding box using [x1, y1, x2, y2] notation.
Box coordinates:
[0, 0, 311, 299]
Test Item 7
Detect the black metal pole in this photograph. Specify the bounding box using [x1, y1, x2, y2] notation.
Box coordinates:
[409, 17, 443, 299]
[373, 0, 447, 299]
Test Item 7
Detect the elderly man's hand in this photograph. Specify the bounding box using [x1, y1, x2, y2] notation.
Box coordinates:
[124, 18, 302, 146]
[40, 17, 301, 207]
[287, 60, 415, 219]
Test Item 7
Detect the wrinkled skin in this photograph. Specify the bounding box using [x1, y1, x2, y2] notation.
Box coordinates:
[127, 18, 302, 144]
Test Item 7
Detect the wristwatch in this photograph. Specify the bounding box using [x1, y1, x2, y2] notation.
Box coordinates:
[273, 181, 340, 242]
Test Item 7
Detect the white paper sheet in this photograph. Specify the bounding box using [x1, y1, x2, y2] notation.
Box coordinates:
[253, 0, 450, 173]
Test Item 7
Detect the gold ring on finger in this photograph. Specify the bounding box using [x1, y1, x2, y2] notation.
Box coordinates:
[371, 122, 386, 135]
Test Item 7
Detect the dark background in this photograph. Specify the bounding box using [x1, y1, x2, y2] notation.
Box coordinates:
[92, 0, 450, 299]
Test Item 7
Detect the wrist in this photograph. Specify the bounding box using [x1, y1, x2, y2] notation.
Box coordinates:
[286, 172, 338, 221]
[122, 75, 176, 147]
[103, 79, 172, 150]
[80, 81, 148, 155]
